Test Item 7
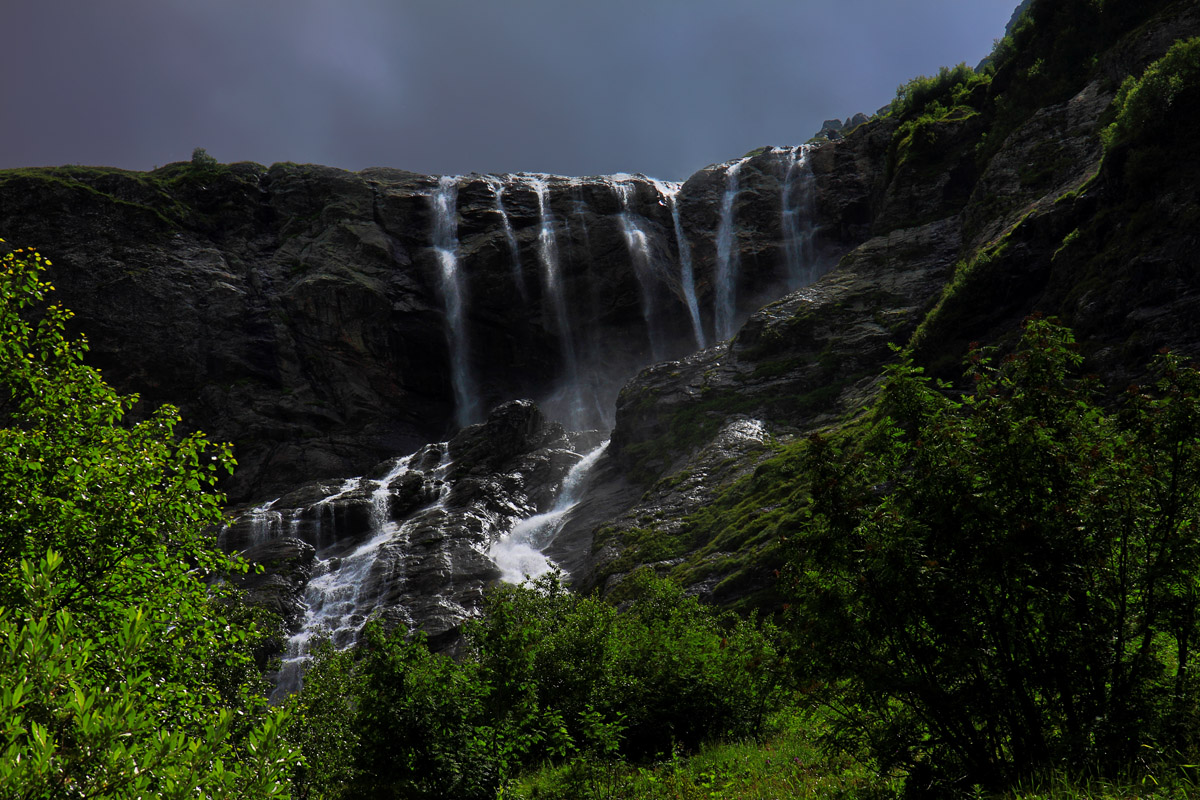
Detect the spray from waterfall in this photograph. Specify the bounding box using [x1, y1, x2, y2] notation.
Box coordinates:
[527, 175, 585, 427]
[779, 145, 818, 290]
[431, 176, 479, 429]
[490, 441, 609, 583]
[714, 158, 746, 341]
[613, 176, 665, 361]
[650, 178, 707, 350]
[485, 175, 527, 301]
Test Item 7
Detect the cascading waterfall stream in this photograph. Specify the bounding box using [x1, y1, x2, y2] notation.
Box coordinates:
[613, 177, 665, 361]
[489, 440, 609, 583]
[649, 177, 707, 350]
[527, 175, 586, 428]
[219, 498, 289, 551]
[431, 176, 479, 429]
[485, 175, 527, 300]
[272, 445, 451, 700]
[779, 145, 819, 290]
[714, 158, 747, 341]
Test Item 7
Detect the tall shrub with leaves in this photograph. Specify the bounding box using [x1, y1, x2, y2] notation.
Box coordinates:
[0, 241, 299, 797]
[288, 623, 499, 800]
[291, 572, 788, 798]
[789, 317, 1200, 793]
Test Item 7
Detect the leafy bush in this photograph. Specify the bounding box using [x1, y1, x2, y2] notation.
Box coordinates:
[0, 241, 298, 796]
[892, 63, 990, 122]
[471, 571, 787, 761]
[191, 146, 219, 167]
[290, 572, 787, 797]
[1103, 36, 1200, 151]
[788, 318, 1200, 794]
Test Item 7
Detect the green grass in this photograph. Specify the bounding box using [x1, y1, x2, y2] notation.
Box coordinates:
[508, 701, 1200, 799]
[508, 707, 896, 800]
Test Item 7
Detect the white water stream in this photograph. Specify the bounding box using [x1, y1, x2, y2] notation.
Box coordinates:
[431, 176, 480, 428]
[271, 446, 451, 699]
[489, 440, 609, 583]
[527, 174, 587, 427]
[485, 175, 527, 300]
[714, 158, 747, 341]
[779, 145, 819, 290]
[613, 177, 664, 361]
[650, 177, 707, 350]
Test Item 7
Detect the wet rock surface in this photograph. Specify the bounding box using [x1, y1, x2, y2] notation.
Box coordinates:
[222, 400, 601, 660]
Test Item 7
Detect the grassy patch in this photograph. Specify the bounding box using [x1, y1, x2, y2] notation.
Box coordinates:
[509, 706, 896, 800]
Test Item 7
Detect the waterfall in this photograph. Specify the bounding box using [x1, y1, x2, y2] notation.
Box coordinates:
[527, 175, 585, 427]
[613, 176, 664, 361]
[431, 176, 479, 429]
[649, 178, 707, 350]
[490, 441, 609, 583]
[485, 175, 527, 300]
[779, 145, 818, 290]
[569, 186, 611, 430]
[219, 498, 285, 551]
[272, 445, 451, 700]
[714, 158, 746, 341]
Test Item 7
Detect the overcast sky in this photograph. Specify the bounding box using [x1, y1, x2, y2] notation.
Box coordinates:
[4, 1, 1018, 181]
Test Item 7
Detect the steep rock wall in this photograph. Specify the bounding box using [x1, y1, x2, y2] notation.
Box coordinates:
[0, 156, 864, 503]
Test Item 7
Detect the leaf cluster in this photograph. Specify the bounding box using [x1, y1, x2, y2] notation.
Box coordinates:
[891, 64, 991, 123]
[1103, 37, 1200, 150]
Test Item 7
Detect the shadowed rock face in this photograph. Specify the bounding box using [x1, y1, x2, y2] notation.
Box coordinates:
[0, 155, 865, 504]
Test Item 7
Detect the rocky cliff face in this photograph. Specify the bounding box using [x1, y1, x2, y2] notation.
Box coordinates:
[561, 0, 1200, 602]
[3, 0, 1199, 675]
[0, 151, 860, 505]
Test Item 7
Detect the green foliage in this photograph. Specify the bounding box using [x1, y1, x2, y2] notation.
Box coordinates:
[191, 146, 219, 167]
[289, 618, 554, 800]
[0, 552, 296, 798]
[788, 318, 1200, 793]
[1102, 37, 1200, 151]
[290, 572, 787, 798]
[892, 63, 990, 122]
[0, 242, 299, 796]
[596, 571, 787, 759]
[983, 0, 1176, 165]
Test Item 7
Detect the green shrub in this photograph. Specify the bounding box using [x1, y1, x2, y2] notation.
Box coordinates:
[470, 572, 786, 762]
[788, 317, 1200, 794]
[290, 572, 788, 797]
[1103, 36, 1200, 150]
[892, 63, 989, 121]
[191, 146, 219, 167]
[289, 624, 501, 800]
[0, 242, 298, 796]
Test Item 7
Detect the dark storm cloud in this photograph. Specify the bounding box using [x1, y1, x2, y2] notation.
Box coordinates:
[3, 0, 1018, 180]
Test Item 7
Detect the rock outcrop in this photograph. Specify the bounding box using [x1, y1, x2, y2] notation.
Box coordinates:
[220, 399, 605, 686]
